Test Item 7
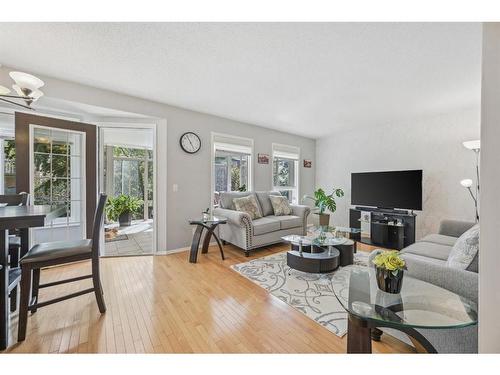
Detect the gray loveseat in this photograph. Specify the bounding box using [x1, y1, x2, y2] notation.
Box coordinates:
[213, 191, 310, 256]
[369, 219, 478, 353]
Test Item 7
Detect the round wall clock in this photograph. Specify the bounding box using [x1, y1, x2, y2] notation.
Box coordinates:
[179, 132, 201, 154]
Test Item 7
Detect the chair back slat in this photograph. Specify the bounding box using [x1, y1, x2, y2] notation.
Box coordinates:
[91, 193, 107, 257]
[0, 192, 29, 206]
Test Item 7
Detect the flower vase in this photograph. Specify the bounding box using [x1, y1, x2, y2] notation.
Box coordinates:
[375, 267, 404, 294]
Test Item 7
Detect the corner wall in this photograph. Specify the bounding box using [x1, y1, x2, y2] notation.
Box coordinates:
[316, 109, 480, 239]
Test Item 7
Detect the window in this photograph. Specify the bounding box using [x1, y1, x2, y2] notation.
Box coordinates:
[212, 133, 253, 207]
[272, 144, 299, 204]
[3, 139, 16, 194]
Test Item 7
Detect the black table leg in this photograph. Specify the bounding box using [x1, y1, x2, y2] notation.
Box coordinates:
[201, 224, 216, 254]
[189, 225, 204, 263]
[212, 232, 225, 260]
[0, 229, 9, 350]
[347, 314, 372, 353]
[19, 228, 29, 258]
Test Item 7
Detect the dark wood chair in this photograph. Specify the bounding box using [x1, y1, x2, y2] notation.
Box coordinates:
[0, 193, 29, 312]
[17, 194, 107, 342]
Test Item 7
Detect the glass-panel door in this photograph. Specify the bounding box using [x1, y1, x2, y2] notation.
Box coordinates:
[31, 125, 86, 243]
[15, 112, 98, 249]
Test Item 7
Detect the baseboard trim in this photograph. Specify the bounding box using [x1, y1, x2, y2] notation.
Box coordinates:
[162, 241, 217, 255]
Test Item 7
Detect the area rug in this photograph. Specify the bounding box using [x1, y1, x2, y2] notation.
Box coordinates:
[231, 251, 369, 337]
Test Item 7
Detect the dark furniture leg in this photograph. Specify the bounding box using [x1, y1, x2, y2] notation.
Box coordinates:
[201, 224, 216, 254]
[31, 268, 40, 314]
[347, 314, 372, 353]
[371, 327, 383, 341]
[92, 257, 106, 313]
[244, 250, 250, 257]
[0, 230, 8, 350]
[212, 233, 225, 260]
[189, 225, 204, 263]
[17, 264, 32, 342]
[9, 247, 19, 313]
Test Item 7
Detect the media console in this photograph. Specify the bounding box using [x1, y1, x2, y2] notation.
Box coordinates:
[349, 207, 416, 250]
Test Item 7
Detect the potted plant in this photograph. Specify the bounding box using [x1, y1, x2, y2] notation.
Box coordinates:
[105, 194, 143, 227]
[303, 187, 344, 226]
[372, 250, 407, 294]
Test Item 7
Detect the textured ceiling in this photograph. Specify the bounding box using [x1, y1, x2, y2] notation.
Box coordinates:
[0, 23, 482, 138]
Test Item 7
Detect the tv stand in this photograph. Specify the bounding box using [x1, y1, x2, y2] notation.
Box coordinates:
[349, 207, 416, 250]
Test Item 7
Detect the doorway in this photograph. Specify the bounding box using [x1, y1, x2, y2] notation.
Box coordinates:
[99, 125, 156, 256]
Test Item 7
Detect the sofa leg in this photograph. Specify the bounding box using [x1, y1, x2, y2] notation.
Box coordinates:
[221, 240, 227, 245]
[244, 250, 250, 257]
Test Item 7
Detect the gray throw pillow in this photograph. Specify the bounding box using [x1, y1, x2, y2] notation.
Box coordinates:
[233, 195, 262, 220]
[269, 195, 292, 216]
[446, 224, 479, 270]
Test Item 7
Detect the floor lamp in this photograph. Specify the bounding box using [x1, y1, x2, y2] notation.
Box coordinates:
[461, 140, 480, 222]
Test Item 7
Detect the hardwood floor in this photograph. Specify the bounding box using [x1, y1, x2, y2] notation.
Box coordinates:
[2, 243, 414, 354]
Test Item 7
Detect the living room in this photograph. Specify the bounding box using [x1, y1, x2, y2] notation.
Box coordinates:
[1, 2, 500, 373]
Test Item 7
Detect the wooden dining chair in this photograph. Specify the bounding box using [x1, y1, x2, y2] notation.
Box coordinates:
[0, 192, 29, 312]
[17, 194, 107, 342]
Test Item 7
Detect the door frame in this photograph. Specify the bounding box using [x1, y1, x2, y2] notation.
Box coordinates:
[15, 112, 97, 238]
[97, 122, 158, 255]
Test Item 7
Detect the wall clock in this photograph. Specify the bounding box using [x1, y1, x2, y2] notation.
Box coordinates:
[179, 132, 201, 154]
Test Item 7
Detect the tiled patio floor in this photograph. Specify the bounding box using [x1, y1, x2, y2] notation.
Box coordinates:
[104, 219, 154, 256]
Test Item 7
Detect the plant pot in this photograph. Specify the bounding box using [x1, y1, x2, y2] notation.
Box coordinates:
[375, 267, 404, 294]
[318, 213, 330, 227]
[118, 212, 132, 227]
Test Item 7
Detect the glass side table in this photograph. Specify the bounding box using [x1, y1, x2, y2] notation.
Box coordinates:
[188, 216, 227, 263]
[332, 265, 478, 353]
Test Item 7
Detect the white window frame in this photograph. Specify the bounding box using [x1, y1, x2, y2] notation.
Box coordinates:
[272, 143, 300, 204]
[211, 132, 254, 210]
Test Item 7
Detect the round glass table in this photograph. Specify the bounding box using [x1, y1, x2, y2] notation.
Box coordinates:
[332, 265, 478, 353]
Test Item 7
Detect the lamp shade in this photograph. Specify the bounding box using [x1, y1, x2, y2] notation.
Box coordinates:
[460, 179, 473, 188]
[462, 140, 480, 151]
[9, 71, 44, 91]
[0, 85, 10, 95]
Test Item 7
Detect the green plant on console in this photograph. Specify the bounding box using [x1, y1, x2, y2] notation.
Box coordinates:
[105, 194, 143, 222]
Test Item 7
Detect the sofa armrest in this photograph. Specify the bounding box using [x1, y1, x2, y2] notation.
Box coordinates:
[213, 208, 252, 229]
[438, 220, 476, 238]
[290, 204, 311, 219]
[403, 254, 478, 303]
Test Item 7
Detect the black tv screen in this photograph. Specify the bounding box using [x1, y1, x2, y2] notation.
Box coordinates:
[351, 170, 422, 210]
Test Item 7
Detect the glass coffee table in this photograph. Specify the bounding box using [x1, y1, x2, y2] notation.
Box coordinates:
[332, 265, 478, 353]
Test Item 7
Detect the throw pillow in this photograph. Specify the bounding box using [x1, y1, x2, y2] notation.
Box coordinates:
[269, 195, 292, 216]
[233, 195, 262, 220]
[446, 224, 480, 270]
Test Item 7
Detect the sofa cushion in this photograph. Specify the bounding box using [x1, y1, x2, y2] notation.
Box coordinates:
[252, 217, 281, 236]
[220, 192, 262, 212]
[269, 195, 293, 216]
[255, 191, 282, 216]
[233, 195, 262, 220]
[267, 215, 302, 230]
[446, 224, 479, 270]
[418, 233, 457, 247]
[401, 252, 448, 267]
[401, 241, 452, 261]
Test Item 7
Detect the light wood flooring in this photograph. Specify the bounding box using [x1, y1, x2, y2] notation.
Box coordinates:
[2, 243, 414, 354]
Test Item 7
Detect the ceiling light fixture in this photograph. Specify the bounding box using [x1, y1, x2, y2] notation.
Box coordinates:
[0, 71, 45, 110]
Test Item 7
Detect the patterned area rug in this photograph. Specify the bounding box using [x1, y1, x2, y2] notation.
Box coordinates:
[231, 250, 369, 337]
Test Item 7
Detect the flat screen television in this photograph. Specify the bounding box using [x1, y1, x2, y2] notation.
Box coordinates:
[351, 170, 422, 210]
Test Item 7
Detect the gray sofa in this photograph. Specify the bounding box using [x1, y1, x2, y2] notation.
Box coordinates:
[213, 191, 310, 256]
[369, 219, 478, 353]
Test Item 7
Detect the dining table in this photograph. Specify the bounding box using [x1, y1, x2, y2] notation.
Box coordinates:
[0, 204, 65, 350]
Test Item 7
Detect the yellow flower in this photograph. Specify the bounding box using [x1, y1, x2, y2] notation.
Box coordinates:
[373, 250, 405, 271]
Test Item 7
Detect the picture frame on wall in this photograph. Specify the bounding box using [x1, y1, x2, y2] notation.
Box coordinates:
[303, 159, 312, 168]
[258, 153, 270, 164]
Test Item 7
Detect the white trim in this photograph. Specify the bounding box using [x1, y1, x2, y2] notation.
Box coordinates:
[211, 132, 254, 211]
[97, 122, 159, 255]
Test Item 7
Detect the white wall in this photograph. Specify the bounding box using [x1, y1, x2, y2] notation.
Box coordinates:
[316, 108, 480, 239]
[0, 66, 316, 251]
[479, 23, 500, 353]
